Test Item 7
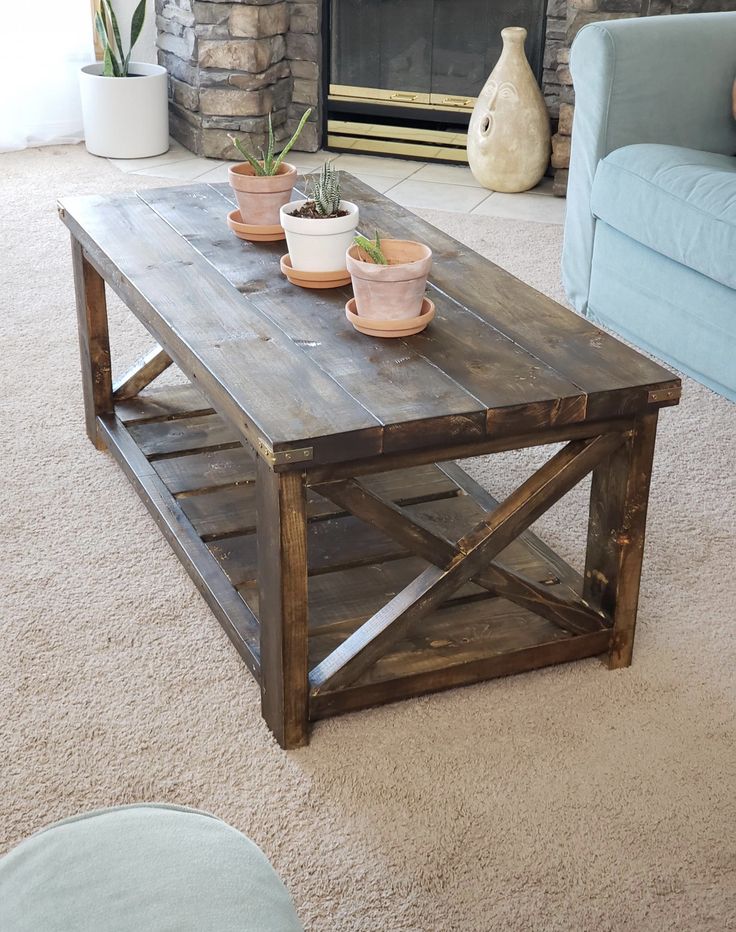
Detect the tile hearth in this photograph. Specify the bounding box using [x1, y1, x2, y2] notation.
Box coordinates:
[109, 140, 565, 225]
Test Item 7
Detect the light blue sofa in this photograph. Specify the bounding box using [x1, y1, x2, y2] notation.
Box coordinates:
[562, 12, 736, 401]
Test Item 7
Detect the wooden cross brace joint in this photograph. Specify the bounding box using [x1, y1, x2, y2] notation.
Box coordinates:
[309, 432, 626, 694]
[112, 346, 173, 401]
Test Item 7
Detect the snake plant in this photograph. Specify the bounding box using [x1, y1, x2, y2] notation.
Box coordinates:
[228, 109, 312, 176]
[94, 0, 147, 77]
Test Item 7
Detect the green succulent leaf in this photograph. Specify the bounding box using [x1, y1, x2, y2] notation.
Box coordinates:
[272, 107, 312, 174]
[309, 159, 342, 217]
[266, 112, 275, 170]
[228, 108, 311, 176]
[353, 233, 388, 265]
[228, 134, 266, 175]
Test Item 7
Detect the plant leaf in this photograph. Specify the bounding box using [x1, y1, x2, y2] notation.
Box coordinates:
[95, 10, 109, 52]
[311, 159, 341, 216]
[129, 0, 147, 55]
[102, 0, 123, 67]
[353, 234, 388, 265]
[228, 134, 266, 175]
[266, 112, 274, 168]
[273, 107, 312, 173]
[102, 44, 119, 77]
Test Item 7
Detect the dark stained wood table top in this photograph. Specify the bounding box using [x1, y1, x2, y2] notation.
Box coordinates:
[59, 174, 680, 467]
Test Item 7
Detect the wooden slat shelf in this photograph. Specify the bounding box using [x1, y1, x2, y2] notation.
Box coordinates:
[102, 383, 613, 723]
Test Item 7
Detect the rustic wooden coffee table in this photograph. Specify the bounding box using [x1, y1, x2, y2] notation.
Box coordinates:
[59, 175, 680, 748]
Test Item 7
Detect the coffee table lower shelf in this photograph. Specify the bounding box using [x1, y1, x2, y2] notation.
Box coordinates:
[98, 384, 613, 731]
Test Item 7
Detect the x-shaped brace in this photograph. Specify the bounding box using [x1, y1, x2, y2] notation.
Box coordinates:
[309, 432, 626, 693]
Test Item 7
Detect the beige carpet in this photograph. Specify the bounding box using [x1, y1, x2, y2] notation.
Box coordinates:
[1, 144, 735, 932]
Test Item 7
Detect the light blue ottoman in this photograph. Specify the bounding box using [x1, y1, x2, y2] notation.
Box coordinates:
[0, 804, 303, 932]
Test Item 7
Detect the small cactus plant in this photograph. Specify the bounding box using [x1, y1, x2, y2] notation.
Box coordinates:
[228, 109, 312, 176]
[353, 231, 388, 265]
[308, 161, 342, 217]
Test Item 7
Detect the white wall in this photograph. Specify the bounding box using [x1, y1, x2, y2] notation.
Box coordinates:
[114, 0, 157, 64]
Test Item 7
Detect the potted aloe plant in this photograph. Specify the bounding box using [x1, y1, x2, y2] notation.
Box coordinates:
[227, 110, 312, 233]
[80, 0, 169, 159]
[280, 161, 359, 275]
[346, 233, 433, 323]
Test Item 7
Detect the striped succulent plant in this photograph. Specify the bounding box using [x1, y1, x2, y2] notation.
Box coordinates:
[308, 160, 342, 217]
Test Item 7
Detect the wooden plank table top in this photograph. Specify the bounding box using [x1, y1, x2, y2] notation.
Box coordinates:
[58, 174, 680, 470]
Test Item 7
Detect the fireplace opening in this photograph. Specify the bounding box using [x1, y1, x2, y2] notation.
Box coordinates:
[326, 0, 548, 162]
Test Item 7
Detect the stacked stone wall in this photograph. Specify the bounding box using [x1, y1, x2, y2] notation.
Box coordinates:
[157, 0, 320, 158]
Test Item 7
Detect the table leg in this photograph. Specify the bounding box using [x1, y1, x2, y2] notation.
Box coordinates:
[583, 413, 659, 669]
[256, 457, 309, 748]
[70, 237, 112, 450]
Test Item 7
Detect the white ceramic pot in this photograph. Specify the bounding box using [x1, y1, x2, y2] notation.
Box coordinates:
[280, 200, 359, 273]
[79, 62, 169, 159]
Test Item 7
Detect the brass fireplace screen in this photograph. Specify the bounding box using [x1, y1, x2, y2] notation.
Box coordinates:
[327, 0, 547, 161]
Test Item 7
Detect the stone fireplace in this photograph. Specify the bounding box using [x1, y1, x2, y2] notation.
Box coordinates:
[157, 0, 728, 192]
[156, 0, 322, 160]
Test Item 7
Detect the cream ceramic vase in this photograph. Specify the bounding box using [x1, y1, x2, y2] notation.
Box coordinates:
[467, 27, 551, 193]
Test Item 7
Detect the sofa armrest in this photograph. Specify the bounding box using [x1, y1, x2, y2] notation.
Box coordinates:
[562, 12, 736, 314]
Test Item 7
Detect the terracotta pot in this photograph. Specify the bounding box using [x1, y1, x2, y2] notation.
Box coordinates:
[228, 162, 297, 227]
[346, 239, 432, 321]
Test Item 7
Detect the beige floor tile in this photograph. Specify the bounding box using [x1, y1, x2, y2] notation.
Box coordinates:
[530, 176, 556, 196]
[329, 152, 426, 179]
[194, 162, 232, 184]
[130, 158, 224, 181]
[471, 191, 566, 224]
[108, 139, 197, 173]
[288, 150, 334, 171]
[410, 162, 483, 188]
[387, 179, 490, 212]
[347, 173, 400, 194]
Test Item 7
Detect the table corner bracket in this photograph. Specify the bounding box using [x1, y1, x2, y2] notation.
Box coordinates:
[257, 437, 313, 467]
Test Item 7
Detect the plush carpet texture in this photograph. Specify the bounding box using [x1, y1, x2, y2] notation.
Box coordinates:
[1, 145, 734, 932]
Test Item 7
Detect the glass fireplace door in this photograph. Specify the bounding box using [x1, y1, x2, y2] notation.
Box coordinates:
[327, 0, 548, 163]
[330, 0, 434, 104]
[330, 0, 547, 108]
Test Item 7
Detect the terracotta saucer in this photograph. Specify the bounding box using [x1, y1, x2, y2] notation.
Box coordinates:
[280, 255, 351, 289]
[345, 296, 435, 338]
[226, 209, 285, 242]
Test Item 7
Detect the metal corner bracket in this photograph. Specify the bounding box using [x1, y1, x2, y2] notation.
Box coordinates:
[647, 386, 681, 404]
[257, 437, 313, 467]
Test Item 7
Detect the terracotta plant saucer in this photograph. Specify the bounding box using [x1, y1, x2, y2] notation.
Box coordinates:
[345, 296, 435, 338]
[280, 255, 351, 289]
[226, 209, 285, 242]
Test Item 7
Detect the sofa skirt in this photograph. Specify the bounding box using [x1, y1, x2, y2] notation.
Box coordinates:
[587, 222, 736, 402]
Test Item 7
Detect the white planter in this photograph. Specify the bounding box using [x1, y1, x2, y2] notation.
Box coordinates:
[79, 62, 169, 159]
[280, 200, 359, 273]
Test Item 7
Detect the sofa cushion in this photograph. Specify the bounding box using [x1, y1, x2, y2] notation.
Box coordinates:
[591, 144, 736, 290]
[0, 804, 303, 932]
